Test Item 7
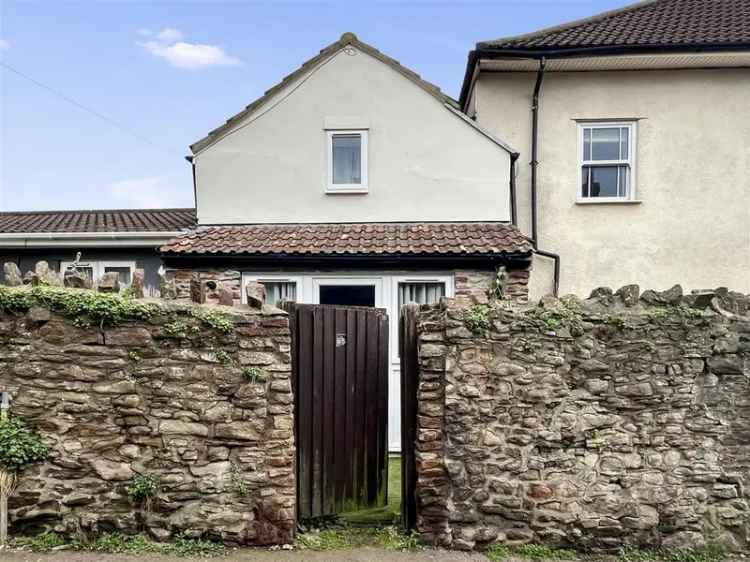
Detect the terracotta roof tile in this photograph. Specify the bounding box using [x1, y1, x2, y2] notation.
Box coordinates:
[479, 0, 750, 51]
[161, 222, 532, 256]
[0, 209, 196, 234]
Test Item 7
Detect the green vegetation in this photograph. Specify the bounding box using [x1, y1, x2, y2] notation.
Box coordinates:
[489, 268, 508, 301]
[11, 531, 225, 557]
[341, 454, 401, 526]
[0, 415, 48, 472]
[128, 350, 142, 363]
[526, 296, 584, 334]
[228, 463, 249, 497]
[486, 544, 576, 562]
[163, 320, 199, 339]
[189, 308, 235, 334]
[296, 525, 420, 552]
[619, 545, 726, 562]
[215, 349, 233, 366]
[0, 286, 237, 334]
[242, 366, 265, 383]
[0, 285, 157, 327]
[126, 473, 160, 505]
[466, 304, 491, 337]
[10, 531, 67, 552]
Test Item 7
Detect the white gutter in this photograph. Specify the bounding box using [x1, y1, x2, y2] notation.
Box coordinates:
[0, 231, 185, 249]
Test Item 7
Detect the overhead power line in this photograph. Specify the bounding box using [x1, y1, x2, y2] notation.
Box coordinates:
[0, 61, 181, 157]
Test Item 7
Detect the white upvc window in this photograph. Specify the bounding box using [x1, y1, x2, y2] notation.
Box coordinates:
[578, 121, 636, 202]
[59, 260, 136, 287]
[326, 129, 368, 193]
[241, 275, 303, 307]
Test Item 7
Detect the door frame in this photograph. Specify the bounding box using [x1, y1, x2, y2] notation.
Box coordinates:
[311, 276, 384, 308]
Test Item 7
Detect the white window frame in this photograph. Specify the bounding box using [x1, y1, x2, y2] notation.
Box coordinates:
[60, 259, 136, 286]
[390, 275, 453, 363]
[241, 274, 304, 306]
[577, 121, 637, 203]
[326, 129, 368, 194]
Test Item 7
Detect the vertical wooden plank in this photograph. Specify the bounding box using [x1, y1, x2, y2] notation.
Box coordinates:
[399, 305, 419, 530]
[354, 308, 368, 508]
[344, 308, 357, 504]
[376, 311, 389, 507]
[311, 306, 324, 517]
[296, 305, 313, 519]
[333, 308, 348, 513]
[322, 306, 336, 516]
[364, 310, 379, 504]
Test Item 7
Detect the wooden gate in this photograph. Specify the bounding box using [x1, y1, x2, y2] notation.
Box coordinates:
[399, 304, 420, 531]
[282, 302, 389, 520]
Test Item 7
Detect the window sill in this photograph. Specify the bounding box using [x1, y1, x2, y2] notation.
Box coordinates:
[326, 187, 369, 195]
[575, 199, 642, 205]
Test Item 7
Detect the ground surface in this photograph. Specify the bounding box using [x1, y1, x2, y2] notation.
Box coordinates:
[0, 548, 489, 562]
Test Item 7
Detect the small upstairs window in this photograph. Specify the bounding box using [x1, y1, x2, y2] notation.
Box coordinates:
[327, 130, 368, 193]
[578, 121, 636, 201]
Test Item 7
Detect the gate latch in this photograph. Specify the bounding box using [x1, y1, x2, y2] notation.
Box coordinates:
[335, 333, 347, 347]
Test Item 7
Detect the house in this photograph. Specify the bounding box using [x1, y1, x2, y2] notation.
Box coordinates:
[0, 208, 196, 292]
[159, 33, 532, 451]
[460, 0, 750, 298]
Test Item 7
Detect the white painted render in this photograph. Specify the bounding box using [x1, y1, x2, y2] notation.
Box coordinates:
[194, 45, 512, 224]
[473, 67, 750, 298]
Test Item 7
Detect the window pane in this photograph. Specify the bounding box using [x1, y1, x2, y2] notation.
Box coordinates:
[332, 134, 361, 184]
[398, 282, 446, 307]
[620, 127, 629, 159]
[261, 281, 297, 307]
[583, 128, 591, 161]
[583, 165, 629, 198]
[590, 127, 621, 160]
[104, 266, 131, 286]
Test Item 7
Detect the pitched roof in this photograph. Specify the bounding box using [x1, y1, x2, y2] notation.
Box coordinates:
[190, 32, 461, 154]
[0, 208, 196, 234]
[479, 0, 750, 52]
[160, 222, 532, 257]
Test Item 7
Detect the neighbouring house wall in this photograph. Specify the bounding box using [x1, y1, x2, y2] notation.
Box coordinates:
[194, 45, 512, 225]
[0, 248, 164, 293]
[413, 287, 750, 551]
[474, 68, 750, 298]
[0, 298, 295, 545]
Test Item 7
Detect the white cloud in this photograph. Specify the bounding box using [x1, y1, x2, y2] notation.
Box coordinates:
[156, 27, 183, 43]
[0, 39, 11, 51]
[108, 177, 189, 208]
[137, 27, 241, 70]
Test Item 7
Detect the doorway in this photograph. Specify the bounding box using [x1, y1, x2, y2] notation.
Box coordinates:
[281, 302, 389, 521]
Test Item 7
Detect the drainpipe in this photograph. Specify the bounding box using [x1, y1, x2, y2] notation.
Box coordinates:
[185, 155, 197, 211]
[509, 153, 518, 226]
[529, 57, 561, 296]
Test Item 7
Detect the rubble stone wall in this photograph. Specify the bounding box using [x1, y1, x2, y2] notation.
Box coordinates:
[0, 293, 295, 545]
[414, 286, 750, 551]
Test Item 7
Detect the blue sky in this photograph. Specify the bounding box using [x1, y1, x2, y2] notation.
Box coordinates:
[1, 0, 628, 212]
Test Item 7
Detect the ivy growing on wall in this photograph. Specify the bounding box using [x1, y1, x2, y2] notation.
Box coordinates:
[0, 286, 236, 333]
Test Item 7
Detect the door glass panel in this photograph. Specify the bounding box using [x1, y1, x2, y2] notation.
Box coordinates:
[319, 285, 375, 307]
